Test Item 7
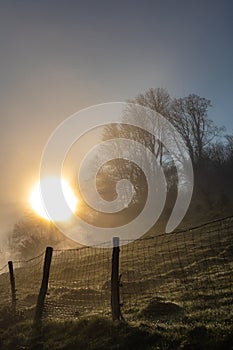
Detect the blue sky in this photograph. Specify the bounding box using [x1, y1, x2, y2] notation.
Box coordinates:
[0, 0, 232, 233]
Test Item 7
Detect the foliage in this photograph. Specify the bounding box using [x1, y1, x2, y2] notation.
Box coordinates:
[7, 212, 77, 260]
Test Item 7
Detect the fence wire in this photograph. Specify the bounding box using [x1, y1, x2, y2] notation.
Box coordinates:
[0, 264, 11, 309]
[0, 216, 232, 325]
[120, 216, 233, 323]
[13, 253, 45, 317]
[0, 253, 45, 318]
[44, 245, 112, 320]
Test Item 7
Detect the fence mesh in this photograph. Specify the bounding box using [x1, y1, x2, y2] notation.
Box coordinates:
[0, 216, 232, 325]
[0, 253, 45, 318]
[0, 264, 11, 309]
[44, 245, 112, 320]
[120, 216, 233, 324]
[13, 253, 45, 317]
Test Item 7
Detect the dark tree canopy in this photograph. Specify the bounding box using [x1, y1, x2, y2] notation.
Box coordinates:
[99, 88, 233, 227]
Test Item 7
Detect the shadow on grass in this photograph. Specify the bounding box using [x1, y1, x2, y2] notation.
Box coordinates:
[0, 311, 233, 350]
[29, 318, 162, 350]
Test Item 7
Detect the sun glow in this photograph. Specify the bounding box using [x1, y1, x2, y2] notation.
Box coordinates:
[29, 177, 78, 222]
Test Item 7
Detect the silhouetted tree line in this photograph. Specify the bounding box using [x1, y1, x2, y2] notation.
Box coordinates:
[99, 88, 233, 225]
[7, 88, 233, 259]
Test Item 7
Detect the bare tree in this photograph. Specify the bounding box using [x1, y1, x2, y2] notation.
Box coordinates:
[94, 89, 230, 226]
[131, 87, 171, 117]
[102, 88, 171, 161]
[170, 94, 224, 164]
[97, 89, 175, 214]
[128, 88, 171, 164]
[225, 134, 233, 161]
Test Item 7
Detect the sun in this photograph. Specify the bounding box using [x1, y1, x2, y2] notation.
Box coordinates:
[29, 177, 78, 222]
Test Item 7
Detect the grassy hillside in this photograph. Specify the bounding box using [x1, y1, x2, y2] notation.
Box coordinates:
[0, 315, 233, 350]
[0, 216, 232, 349]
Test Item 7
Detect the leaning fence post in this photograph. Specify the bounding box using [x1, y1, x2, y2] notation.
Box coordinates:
[111, 237, 122, 321]
[34, 246, 53, 324]
[8, 261, 16, 315]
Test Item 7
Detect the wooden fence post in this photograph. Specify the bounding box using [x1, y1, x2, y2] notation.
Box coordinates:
[34, 246, 53, 324]
[8, 261, 16, 315]
[111, 237, 122, 321]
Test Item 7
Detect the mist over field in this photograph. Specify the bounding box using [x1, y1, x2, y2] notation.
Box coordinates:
[0, 1, 233, 349]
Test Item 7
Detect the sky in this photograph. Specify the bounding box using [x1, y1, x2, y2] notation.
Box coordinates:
[0, 0, 233, 239]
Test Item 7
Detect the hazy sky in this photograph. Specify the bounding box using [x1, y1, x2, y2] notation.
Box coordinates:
[0, 0, 232, 234]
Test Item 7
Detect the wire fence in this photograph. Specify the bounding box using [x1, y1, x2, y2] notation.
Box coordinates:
[120, 216, 233, 323]
[0, 216, 232, 325]
[0, 264, 11, 309]
[13, 253, 45, 317]
[0, 253, 45, 318]
[44, 245, 112, 320]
